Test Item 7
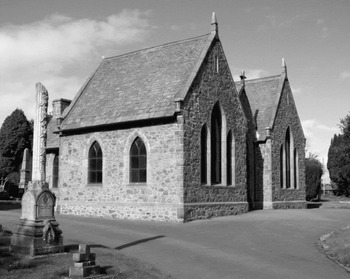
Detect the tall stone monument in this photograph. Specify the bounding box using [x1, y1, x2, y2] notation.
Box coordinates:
[10, 83, 63, 256]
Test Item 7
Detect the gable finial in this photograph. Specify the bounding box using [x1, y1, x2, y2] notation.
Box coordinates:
[211, 12, 218, 35]
[240, 70, 246, 86]
[282, 58, 287, 76]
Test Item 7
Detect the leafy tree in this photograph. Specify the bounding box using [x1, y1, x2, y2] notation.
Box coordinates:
[327, 113, 350, 196]
[0, 109, 33, 179]
[305, 153, 324, 201]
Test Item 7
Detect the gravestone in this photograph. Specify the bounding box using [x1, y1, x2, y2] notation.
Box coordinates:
[19, 148, 32, 191]
[10, 83, 63, 256]
[69, 244, 101, 278]
[37, 191, 55, 219]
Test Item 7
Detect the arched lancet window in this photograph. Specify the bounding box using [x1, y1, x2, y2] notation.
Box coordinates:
[227, 131, 233, 185]
[285, 128, 291, 189]
[211, 103, 222, 184]
[88, 141, 103, 184]
[53, 155, 59, 188]
[130, 137, 147, 183]
[280, 127, 298, 189]
[201, 124, 207, 185]
[294, 148, 298, 189]
[280, 144, 284, 188]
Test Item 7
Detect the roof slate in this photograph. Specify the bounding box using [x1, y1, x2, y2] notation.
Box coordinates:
[236, 75, 283, 140]
[61, 34, 213, 131]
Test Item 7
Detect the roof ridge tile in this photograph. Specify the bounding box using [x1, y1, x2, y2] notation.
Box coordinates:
[104, 33, 211, 61]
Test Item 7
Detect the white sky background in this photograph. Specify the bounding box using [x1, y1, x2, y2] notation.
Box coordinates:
[1, 0, 350, 183]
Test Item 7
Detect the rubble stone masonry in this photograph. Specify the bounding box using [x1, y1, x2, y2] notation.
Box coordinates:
[58, 123, 184, 222]
[182, 39, 248, 220]
[271, 80, 306, 208]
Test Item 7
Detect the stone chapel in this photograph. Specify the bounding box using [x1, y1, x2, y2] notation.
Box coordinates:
[44, 14, 306, 222]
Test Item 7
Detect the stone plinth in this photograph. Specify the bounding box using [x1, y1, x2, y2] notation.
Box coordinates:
[10, 182, 63, 256]
[69, 244, 100, 278]
[10, 219, 63, 255]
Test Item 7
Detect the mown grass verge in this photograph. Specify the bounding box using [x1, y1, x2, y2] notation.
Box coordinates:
[319, 225, 350, 272]
[0, 233, 173, 279]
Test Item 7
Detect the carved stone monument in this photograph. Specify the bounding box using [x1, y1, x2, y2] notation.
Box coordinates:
[10, 83, 63, 256]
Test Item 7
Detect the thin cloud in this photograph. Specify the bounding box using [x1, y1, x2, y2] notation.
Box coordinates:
[170, 24, 181, 31]
[316, 19, 325, 25]
[0, 10, 154, 125]
[291, 87, 302, 96]
[321, 26, 329, 39]
[257, 14, 306, 32]
[314, 18, 330, 39]
[340, 71, 350, 80]
[302, 119, 339, 183]
[302, 119, 338, 133]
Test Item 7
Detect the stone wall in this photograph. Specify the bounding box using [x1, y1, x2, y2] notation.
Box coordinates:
[182, 38, 248, 220]
[58, 122, 184, 222]
[271, 80, 306, 208]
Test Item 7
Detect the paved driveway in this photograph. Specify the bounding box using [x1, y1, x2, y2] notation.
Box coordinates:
[1, 208, 349, 279]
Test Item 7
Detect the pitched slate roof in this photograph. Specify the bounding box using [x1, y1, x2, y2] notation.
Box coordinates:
[236, 74, 285, 141]
[61, 33, 215, 131]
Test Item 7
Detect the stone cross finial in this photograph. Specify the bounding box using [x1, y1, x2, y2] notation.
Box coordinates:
[240, 70, 246, 86]
[282, 58, 287, 76]
[32, 82, 49, 182]
[211, 12, 218, 35]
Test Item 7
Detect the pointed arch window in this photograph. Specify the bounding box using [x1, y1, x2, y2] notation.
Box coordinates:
[130, 137, 147, 183]
[88, 141, 103, 184]
[280, 144, 284, 188]
[211, 103, 222, 184]
[53, 155, 59, 188]
[294, 148, 299, 189]
[280, 128, 298, 189]
[201, 124, 208, 185]
[227, 131, 233, 185]
[285, 129, 291, 189]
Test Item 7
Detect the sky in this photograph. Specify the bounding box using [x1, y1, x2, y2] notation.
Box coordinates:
[1, 0, 350, 183]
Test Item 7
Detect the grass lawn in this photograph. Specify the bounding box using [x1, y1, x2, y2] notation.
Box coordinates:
[0, 231, 173, 279]
[318, 193, 350, 271]
[321, 193, 350, 202]
[319, 225, 350, 271]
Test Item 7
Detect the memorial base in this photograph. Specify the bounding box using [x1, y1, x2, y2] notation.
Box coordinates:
[9, 219, 63, 256]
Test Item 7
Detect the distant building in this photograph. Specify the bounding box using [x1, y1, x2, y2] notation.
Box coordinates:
[45, 14, 306, 222]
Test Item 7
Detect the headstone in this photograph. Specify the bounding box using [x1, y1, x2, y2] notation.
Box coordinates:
[19, 148, 32, 190]
[10, 83, 63, 256]
[37, 191, 54, 219]
[20, 191, 36, 220]
[69, 244, 101, 278]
